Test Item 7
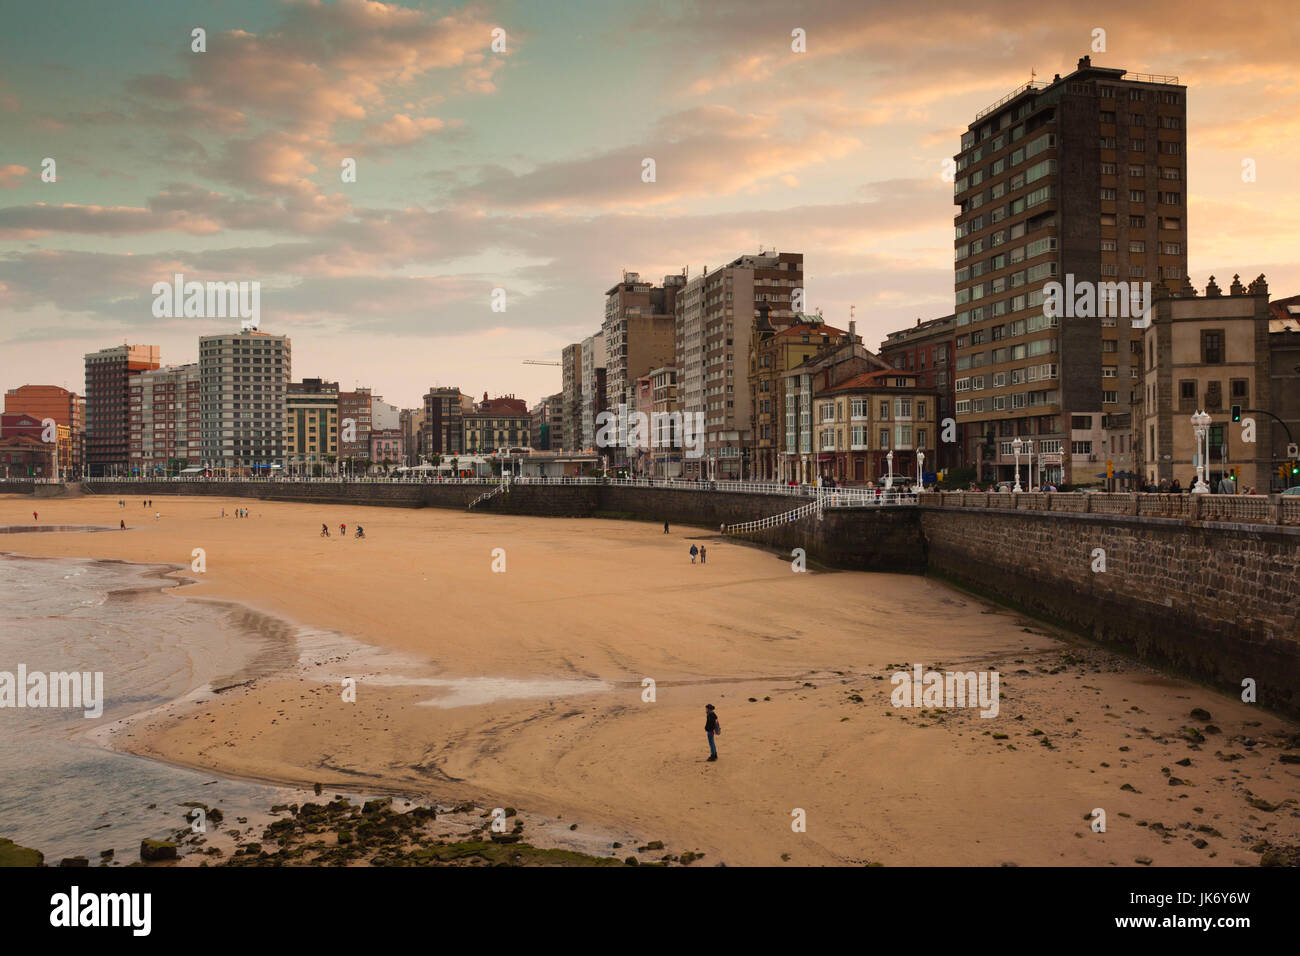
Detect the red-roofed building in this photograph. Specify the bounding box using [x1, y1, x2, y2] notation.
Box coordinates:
[811, 369, 939, 486]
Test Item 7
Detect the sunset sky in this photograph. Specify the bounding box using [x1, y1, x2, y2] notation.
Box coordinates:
[2, 0, 1298, 409]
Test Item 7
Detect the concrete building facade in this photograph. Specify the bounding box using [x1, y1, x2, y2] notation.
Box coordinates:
[198, 329, 289, 472]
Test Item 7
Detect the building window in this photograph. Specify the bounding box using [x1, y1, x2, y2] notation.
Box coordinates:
[1201, 330, 1224, 365]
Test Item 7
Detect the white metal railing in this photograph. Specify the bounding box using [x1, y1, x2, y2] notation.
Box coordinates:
[467, 482, 509, 509]
[723, 499, 822, 535]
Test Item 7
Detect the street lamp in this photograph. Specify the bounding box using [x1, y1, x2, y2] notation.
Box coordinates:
[885, 450, 894, 489]
[1011, 437, 1023, 492]
[1191, 410, 1211, 493]
[917, 450, 925, 492]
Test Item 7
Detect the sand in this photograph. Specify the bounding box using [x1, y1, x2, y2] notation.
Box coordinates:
[4, 493, 1298, 866]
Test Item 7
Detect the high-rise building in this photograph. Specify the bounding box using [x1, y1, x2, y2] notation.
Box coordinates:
[84, 345, 160, 476]
[561, 343, 583, 452]
[879, 315, 957, 469]
[602, 272, 682, 462]
[338, 388, 373, 464]
[199, 329, 290, 472]
[128, 364, 201, 476]
[952, 56, 1187, 484]
[674, 250, 803, 479]
[4, 385, 85, 476]
[422, 386, 472, 457]
[286, 378, 338, 473]
[580, 332, 606, 451]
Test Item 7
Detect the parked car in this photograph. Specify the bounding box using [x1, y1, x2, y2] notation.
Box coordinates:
[1283, 486, 1300, 495]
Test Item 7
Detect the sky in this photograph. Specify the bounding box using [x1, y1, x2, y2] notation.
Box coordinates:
[2, 0, 1298, 410]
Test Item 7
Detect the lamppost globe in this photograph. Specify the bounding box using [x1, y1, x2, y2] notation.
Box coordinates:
[1191, 409, 1211, 493]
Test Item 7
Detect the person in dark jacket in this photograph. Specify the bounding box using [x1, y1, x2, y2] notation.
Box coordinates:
[663, 520, 669, 534]
[689, 544, 698, 564]
[704, 704, 720, 761]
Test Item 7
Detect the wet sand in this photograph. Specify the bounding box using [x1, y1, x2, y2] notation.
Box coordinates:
[4, 493, 1297, 866]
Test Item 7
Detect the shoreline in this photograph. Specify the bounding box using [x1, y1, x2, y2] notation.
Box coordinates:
[3, 494, 1298, 867]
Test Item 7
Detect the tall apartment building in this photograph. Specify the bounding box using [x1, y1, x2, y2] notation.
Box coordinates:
[338, 388, 372, 463]
[580, 332, 606, 451]
[286, 378, 339, 473]
[953, 56, 1187, 484]
[879, 315, 957, 470]
[561, 343, 583, 453]
[422, 386, 472, 458]
[674, 250, 803, 479]
[128, 364, 201, 476]
[84, 344, 161, 476]
[602, 272, 681, 462]
[750, 312, 852, 480]
[199, 329, 290, 471]
[4, 385, 84, 476]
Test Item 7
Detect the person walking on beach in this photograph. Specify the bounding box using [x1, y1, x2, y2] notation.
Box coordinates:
[689, 544, 698, 564]
[704, 704, 721, 761]
[32, 511, 38, 522]
[155, 512, 160, 521]
[700, 545, 707, 564]
[120, 519, 125, 530]
[664, 520, 670, 534]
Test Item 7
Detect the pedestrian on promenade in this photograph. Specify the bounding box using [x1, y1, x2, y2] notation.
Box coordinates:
[704, 704, 720, 762]
[689, 544, 698, 564]
[664, 520, 670, 534]
[1171, 478, 1182, 493]
[700, 545, 707, 564]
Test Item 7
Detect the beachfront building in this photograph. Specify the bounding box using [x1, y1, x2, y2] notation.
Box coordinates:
[674, 250, 804, 479]
[399, 408, 424, 466]
[602, 272, 681, 467]
[1268, 293, 1300, 486]
[463, 405, 530, 456]
[580, 332, 607, 451]
[0, 413, 57, 478]
[812, 370, 939, 486]
[781, 335, 888, 483]
[750, 312, 853, 480]
[422, 386, 473, 458]
[530, 393, 564, 451]
[1134, 275, 1273, 491]
[199, 329, 290, 474]
[84, 344, 161, 476]
[338, 388, 372, 471]
[879, 315, 958, 470]
[953, 56, 1188, 485]
[3, 385, 85, 477]
[369, 428, 403, 470]
[646, 366, 680, 477]
[561, 343, 583, 453]
[285, 378, 338, 476]
[128, 363, 201, 477]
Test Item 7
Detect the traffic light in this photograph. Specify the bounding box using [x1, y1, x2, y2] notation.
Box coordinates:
[1292, 461, 1300, 477]
[1231, 466, 1238, 483]
[1106, 459, 1114, 480]
[1231, 404, 1242, 422]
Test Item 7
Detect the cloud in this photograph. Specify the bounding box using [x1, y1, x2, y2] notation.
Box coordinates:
[0, 165, 30, 189]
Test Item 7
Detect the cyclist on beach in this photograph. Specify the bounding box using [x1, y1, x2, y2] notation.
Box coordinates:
[321, 523, 329, 537]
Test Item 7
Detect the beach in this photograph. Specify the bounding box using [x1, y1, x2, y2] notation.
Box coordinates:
[2, 492, 1297, 866]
